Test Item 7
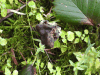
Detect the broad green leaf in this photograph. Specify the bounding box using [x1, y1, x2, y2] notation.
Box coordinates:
[53, 0, 100, 25]
[54, 39, 60, 48]
[67, 31, 74, 41]
[28, 1, 36, 8]
[84, 29, 88, 34]
[74, 38, 79, 44]
[61, 45, 67, 53]
[1, 9, 7, 17]
[74, 31, 82, 38]
[0, 38, 7, 46]
[36, 13, 44, 21]
[12, 70, 18, 75]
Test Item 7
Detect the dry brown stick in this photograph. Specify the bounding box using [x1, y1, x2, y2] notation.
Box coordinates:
[19, 51, 27, 64]
[11, 48, 18, 65]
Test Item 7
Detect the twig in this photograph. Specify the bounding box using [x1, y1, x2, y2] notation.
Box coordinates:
[19, 51, 27, 64]
[11, 48, 18, 65]
[0, 1, 30, 23]
[44, 50, 53, 64]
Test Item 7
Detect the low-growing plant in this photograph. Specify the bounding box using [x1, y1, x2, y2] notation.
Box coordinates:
[69, 38, 100, 75]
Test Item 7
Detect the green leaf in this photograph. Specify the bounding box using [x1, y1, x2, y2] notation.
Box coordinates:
[84, 29, 88, 34]
[0, 29, 3, 33]
[28, 1, 36, 8]
[54, 39, 60, 48]
[12, 70, 18, 75]
[84, 36, 89, 43]
[21, 61, 27, 65]
[62, 38, 67, 44]
[85, 43, 95, 54]
[0, 38, 7, 46]
[1, 9, 7, 17]
[0, 0, 6, 3]
[95, 58, 100, 69]
[53, 0, 100, 25]
[67, 31, 74, 41]
[5, 67, 11, 75]
[59, 30, 66, 38]
[56, 66, 61, 71]
[15, 0, 18, 4]
[48, 62, 53, 69]
[69, 60, 74, 66]
[74, 31, 82, 38]
[36, 13, 44, 21]
[7, 58, 12, 68]
[81, 34, 85, 40]
[9, 0, 13, 4]
[40, 7, 44, 13]
[74, 38, 79, 44]
[40, 62, 44, 68]
[61, 45, 67, 53]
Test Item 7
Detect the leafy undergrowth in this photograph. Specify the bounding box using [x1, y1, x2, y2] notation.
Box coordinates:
[0, 0, 100, 75]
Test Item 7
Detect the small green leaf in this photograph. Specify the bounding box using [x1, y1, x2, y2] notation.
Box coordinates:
[54, 39, 60, 48]
[40, 7, 44, 13]
[7, 59, 12, 68]
[1, 9, 7, 17]
[59, 30, 66, 38]
[21, 61, 27, 65]
[74, 31, 82, 38]
[5, 67, 11, 75]
[69, 60, 74, 66]
[84, 29, 88, 34]
[0, 29, 3, 33]
[41, 62, 44, 68]
[9, 0, 13, 4]
[61, 45, 67, 53]
[56, 67, 61, 71]
[28, 1, 36, 8]
[84, 36, 89, 43]
[15, 0, 18, 4]
[12, 70, 18, 75]
[48, 62, 53, 69]
[0, 38, 7, 46]
[77, 67, 84, 70]
[62, 38, 67, 44]
[95, 58, 100, 69]
[81, 34, 85, 40]
[36, 13, 44, 21]
[74, 38, 79, 44]
[67, 31, 75, 41]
